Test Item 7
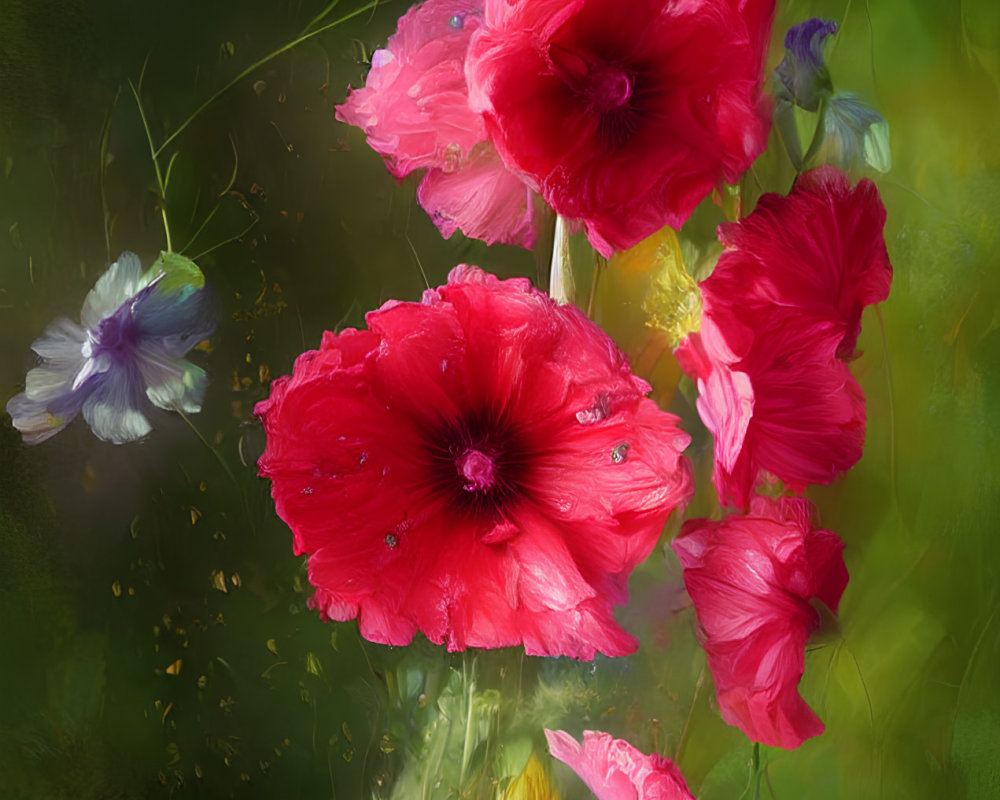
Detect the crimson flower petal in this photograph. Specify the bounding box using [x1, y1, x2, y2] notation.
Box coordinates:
[672, 495, 849, 749]
[677, 166, 892, 507]
[256, 266, 692, 658]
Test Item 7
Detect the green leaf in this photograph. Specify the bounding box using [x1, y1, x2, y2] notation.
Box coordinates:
[145, 250, 205, 291]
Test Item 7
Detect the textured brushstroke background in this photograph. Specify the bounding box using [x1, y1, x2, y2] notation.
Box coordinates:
[0, 0, 997, 797]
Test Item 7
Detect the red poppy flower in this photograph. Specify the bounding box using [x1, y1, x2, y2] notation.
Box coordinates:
[672, 495, 848, 749]
[466, 0, 775, 256]
[255, 266, 692, 659]
[546, 729, 695, 799]
[675, 166, 892, 507]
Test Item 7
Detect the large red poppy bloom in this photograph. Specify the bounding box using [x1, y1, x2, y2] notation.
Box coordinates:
[675, 166, 892, 507]
[466, 0, 775, 256]
[255, 266, 692, 659]
[672, 495, 848, 749]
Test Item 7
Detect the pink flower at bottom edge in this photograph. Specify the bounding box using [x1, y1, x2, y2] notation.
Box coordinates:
[335, 0, 538, 248]
[546, 729, 695, 800]
[671, 495, 848, 749]
[256, 266, 693, 659]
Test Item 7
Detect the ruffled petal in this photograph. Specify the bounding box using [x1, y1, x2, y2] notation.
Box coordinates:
[416, 143, 537, 247]
[672, 496, 847, 749]
[546, 729, 696, 800]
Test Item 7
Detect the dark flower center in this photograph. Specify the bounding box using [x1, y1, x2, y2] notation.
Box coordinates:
[425, 408, 532, 527]
[548, 43, 643, 148]
[587, 65, 633, 113]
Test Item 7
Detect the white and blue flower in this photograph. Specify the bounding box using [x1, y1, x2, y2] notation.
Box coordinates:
[6, 251, 215, 445]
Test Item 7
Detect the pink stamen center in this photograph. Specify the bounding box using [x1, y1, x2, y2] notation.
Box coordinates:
[456, 448, 496, 491]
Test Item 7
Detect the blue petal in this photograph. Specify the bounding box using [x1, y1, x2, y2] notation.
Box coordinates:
[133, 282, 216, 349]
[821, 93, 891, 174]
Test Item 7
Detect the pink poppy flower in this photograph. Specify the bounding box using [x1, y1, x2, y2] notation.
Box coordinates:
[335, 0, 537, 247]
[675, 167, 892, 507]
[545, 729, 695, 799]
[671, 495, 848, 749]
[255, 266, 692, 659]
[465, 0, 775, 256]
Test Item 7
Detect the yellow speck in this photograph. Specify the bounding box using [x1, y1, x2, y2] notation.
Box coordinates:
[211, 570, 228, 593]
[189, 507, 202, 525]
[266, 639, 279, 656]
[305, 651, 323, 676]
[166, 659, 182, 676]
[230, 572, 242, 588]
[161, 702, 174, 723]
[111, 580, 122, 597]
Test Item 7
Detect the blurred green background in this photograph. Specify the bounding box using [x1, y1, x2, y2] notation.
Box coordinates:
[0, 0, 997, 797]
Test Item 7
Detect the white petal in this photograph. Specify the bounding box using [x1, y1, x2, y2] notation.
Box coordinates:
[141, 354, 208, 413]
[6, 392, 74, 444]
[25, 365, 76, 402]
[81, 368, 151, 444]
[80, 251, 147, 329]
[31, 317, 86, 361]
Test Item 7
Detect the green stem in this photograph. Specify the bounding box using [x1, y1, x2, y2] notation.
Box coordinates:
[752, 742, 762, 800]
[586, 251, 606, 320]
[458, 655, 476, 790]
[799, 94, 831, 175]
[175, 407, 236, 485]
[153, 0, 380, 159]
[549, 214, 573, 303]
[129, 79, 172, 252]
[674, 664, 705, 763]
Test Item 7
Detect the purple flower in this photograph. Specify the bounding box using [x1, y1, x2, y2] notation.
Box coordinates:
[7, 251, 215, 445]
[774, 18, 838, 112]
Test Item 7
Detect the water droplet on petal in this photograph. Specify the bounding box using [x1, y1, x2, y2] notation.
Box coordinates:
[384, 533, 398, 548]
[359, 452, 368, 466]
[301, 486, 313, 496]
[611, 443, 629, 464]
[448, 13, 464, 28]
[576, 393, 610, 424]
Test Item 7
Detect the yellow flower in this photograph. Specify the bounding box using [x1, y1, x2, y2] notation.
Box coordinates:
[503, 754, 560, 800]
